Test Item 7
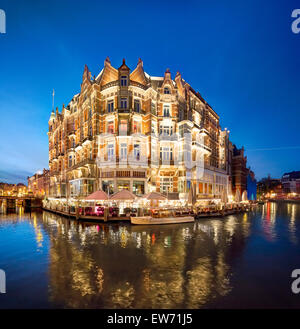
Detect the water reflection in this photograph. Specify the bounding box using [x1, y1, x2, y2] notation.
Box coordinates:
[37, 211, 254, 309]
[287, 203, 298, 244]
[261, 202, 278, 241]
[1, 203, 300, 308]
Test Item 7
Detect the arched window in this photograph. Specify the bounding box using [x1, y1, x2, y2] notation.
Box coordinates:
[164, 87, 170, 94]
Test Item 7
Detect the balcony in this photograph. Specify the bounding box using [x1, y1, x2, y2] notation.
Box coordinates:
[101, 80, 119, 90]
[192, 141, 211, 153]
[67, 158, 95, 171]
[159, 159, 175, 166]
[117, 108, 130, 114]
[130, 80, 148, 90]
[159, 134, 178, 142]
[199, 128, 210, 136]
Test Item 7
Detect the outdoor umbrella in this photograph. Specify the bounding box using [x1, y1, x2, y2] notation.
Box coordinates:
[144, 192, 167, 200]
[85, 190, 109, 201]
[109, 189, 136, 200]
[242, 190, 248, 202]
[235, 189, 241, 203]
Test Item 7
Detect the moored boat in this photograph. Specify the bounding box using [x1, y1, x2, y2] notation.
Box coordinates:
[131, 216, 194, 225]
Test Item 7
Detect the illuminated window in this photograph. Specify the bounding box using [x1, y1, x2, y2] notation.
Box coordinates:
[107, 100, 114, 113]
[160, 177, 173, 193]
[108, 144, 114, 159]
[120, 120, 127, 134]
[178, 181, 185, 193]
[120, 98, 127, 108]
[163, 105, 170, 117]
[133, 120, 141, 134]
[159, 125, 173, 136]
[107, 121, 114, 134]
[121, 76, 128, 86]
[120, 143, 127, 160]
[151, 122, 156, 134]
[134, 144, 140, 160]
[160, 146, 173, 161]
[134, 99, 141, 112]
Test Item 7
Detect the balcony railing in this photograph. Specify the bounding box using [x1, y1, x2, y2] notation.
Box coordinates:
[130, 80, 148, 90]
[67, 158, 95, 171]
[101, 80, 119, 90]
[192, 141, 211, 153]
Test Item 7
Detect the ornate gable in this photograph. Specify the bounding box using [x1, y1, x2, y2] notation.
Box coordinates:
[130, 58, 148, 85]
[98, 57, 118, 86]
[161, 68, 175, 93]
[81, 64, 92, 91]
[174, 71, 185, 98]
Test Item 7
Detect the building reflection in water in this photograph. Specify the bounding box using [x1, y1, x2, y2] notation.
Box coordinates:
[287, 203, 298, 244]
[261, 202, 278, 241]
[38, 211, 254, 309]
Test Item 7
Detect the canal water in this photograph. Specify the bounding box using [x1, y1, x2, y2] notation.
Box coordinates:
[0, 202, 300, 309]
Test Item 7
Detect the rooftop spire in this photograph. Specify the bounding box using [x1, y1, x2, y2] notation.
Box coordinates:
[104, 56, 111, 65]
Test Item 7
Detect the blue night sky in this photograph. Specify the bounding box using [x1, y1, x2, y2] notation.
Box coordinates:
[0, 0, 300, 184]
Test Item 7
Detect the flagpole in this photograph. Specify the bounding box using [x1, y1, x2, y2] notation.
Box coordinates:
[52, 89, 55, 112]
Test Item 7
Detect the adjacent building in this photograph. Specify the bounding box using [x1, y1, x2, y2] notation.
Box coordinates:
[28, 169, 50, 197]
[231, 145, 247, 195]
[246, 168, 257, 200]
[48, 58, 232, 202]
[282, 171, 300, 194]
[0, 183, 27, 197]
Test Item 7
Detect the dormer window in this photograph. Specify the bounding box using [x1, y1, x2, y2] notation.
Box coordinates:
[164, 87, 170, 94]
[121, 75, 128, 87]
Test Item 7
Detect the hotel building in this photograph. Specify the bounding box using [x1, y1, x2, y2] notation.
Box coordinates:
[48, 58, 232, 201]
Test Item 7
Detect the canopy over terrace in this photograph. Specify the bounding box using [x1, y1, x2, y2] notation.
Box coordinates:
[109, 189, 137, 215]
[109, 190, 136, 200]
[144, 192, 167, 201]
[242, 190, 248, 202]
[235, 189, 241, 203]
[142, 191, 167, 209]
[85, 190, 109, 201]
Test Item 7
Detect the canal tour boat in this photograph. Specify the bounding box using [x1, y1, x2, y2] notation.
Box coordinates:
[131, 215, 194, 225]
[131, 208, 194, 225]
